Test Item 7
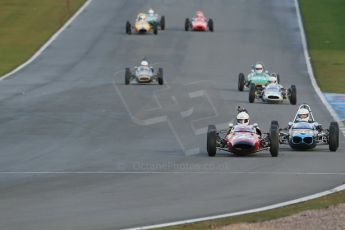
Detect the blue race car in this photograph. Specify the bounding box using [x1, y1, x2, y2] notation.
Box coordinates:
[273, 104, 339, 151]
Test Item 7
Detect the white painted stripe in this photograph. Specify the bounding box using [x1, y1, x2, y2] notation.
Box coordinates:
[124, 183, 345, 230]
[126, 1, 345, 229]
[1, 171, 345, 175]
[0, 0, 93, 80]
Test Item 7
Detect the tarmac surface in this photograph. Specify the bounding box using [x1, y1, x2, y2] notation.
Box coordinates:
[0, 0, 344, 229]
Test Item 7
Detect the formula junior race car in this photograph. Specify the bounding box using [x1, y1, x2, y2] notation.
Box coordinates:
[185, 11, 213, 32]
[126, 13, 158, 35]
[145, 9, 165, 30]
[248, 75, 297, 105]
[238, 63, 280, 91]
[207, 107, 279, 157]
[125, 60, 163, 85]
[275, 104, 339, 151]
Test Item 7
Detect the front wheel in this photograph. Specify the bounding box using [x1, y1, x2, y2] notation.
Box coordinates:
[208, 18, 214, 32]
[153, 24, 158, 35]
[329, 122, 339, 152]
[289, 85, 297, 105]
[238, 73, 245, 91]
[160, 16, 165, 30]
[249, 83, 256, 103]
[185, 18, 190, 31]
[269, 124, 279, 157]
[207, 125, 217, 157]
[157, 68, 164, 85]
[125, 68, 131, 85]
[126, 21, 131, 34]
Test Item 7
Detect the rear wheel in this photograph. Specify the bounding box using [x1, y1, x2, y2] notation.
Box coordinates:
[157, 68, 164, 85]
[289, 85, 297, 105]
[126, 21, 131, 34]
[249, 83, 256, 103]
[207, 125, 217, 157]
[238, 73, 245, 91]
[271, 120, 279, 130]
[125, 68, 131, 85]
[160, 16, 165, 30]
[185, 18, 190, 31]
[269, 124, 279, 157]
[329, 122, 339, 152]
[276, 74, 280, 84]
[208, 19, 214, 32]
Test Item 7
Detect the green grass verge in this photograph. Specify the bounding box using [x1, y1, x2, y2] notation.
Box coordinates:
[300, 0, 345, 93]
[158, 189, 345, 230]
[0, 0, 86, 76]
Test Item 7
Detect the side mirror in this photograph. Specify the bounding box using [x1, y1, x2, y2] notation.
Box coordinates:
[228, 123, 234, 128]
[314, 122, 319, 127]
[253, 123, 258, 128]
[288, 122, 293, 128]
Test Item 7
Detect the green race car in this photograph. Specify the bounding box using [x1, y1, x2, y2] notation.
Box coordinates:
[145, 9, 165, 30]
[238, 63, 280, 91]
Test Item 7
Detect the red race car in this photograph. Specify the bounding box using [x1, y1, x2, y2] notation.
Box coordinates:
[207, 122, 279, 157]
[185, 11, 214, 32]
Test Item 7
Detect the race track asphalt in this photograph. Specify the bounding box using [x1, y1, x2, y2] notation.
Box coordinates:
[0, 0, 344, 229]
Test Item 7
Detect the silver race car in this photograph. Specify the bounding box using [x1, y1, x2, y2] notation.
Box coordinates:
[125, 62, 163, 85]
[248, 74, 296, 104]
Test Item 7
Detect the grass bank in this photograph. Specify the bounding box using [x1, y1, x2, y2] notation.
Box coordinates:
[0, 0, 86, 76]
[300, 0, 345, 93]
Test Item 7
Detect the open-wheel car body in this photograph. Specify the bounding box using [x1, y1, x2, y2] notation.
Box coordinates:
[207, 123, 279, 157]
[249, 83, 297, 105]
[185, 11, 213, 32]
[125, 65, 163, 85]
[276, 104, 339, 151]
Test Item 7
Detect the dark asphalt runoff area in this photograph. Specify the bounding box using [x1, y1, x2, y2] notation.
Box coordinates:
[0, 0, 344, 229]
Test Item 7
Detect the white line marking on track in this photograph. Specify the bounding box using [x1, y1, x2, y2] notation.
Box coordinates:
[0, 0, 93, 80]
[1, 171, 345, 175]
[124, 183, 345, 230]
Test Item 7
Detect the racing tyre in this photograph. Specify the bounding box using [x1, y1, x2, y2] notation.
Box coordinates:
[277, 74, 280, 84]
[125, 68, 131, 85]
[271, 120, 279, 130]
[238, 73, 245, 91]
[185, 18, 190, 31]
[249, 83, 256, 103]
[289, 85, 297, 105]
[126, 21, 131, 34]
[208, 19, 214, 32]
[269, 124, 279, 157]
[329, 122, 339, 152]
[207, 125, 217, 157]
[160, 16, 165, 30]
[153, 24, 158, 35]
[157, 68, 164, 85]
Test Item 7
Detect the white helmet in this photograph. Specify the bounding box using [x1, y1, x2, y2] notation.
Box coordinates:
[148, 9, 154, 15]
[141, 60, 148, 66]
[297, 108, 310, 122]
[237, 112, 250, 125]
[255, 63, 264, 73]
[269, 76, 277, 84]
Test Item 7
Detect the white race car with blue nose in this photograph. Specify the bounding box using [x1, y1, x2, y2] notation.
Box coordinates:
[274, 104, 339, 151]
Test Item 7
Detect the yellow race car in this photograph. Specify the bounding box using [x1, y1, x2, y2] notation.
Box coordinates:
[126, 13, 158, 35]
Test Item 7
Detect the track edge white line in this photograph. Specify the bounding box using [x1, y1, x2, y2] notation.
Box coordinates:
[124, 183, 345, 230]
[0, 0, 93, 81]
